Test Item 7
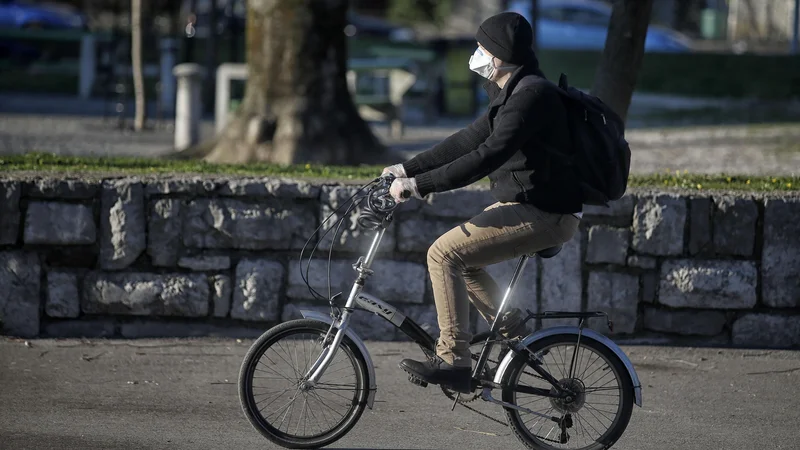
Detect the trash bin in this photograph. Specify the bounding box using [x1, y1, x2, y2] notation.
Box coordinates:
[701, 8, 727, 40]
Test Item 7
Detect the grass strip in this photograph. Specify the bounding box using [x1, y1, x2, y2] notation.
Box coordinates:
[0, 153, 796, 192]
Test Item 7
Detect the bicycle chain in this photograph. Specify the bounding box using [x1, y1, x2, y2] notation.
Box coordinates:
[457, 401, 509, 427]
[457, 403, 569, 445]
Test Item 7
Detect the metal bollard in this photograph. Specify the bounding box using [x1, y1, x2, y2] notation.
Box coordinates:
[160, 38, 178, 114]
[173, 63, 205, 151]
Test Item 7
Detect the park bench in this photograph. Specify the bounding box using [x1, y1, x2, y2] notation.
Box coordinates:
[215, 57, 419, 138]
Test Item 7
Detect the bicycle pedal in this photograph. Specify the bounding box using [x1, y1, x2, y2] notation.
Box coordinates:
[407, 374, 428, 388]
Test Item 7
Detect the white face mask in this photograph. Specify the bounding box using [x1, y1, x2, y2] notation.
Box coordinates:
[469, 47, 497, 79]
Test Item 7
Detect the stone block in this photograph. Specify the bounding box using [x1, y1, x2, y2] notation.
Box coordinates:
[586, 225, 629, 265]
[713, 196, 758, 256]
[178, 256, 231, 271]
[397, 217, 460, 253]
[660, 260, 757, 309]
[82, 272, 209, 317]
[627, 255, 656, 269]
[0, 252, 41, 337]
[540, 232, 582, 327]
[688, 197, 712, 255]
[148, 199, 182, 267]
[0, 181, 21, 245]
[583, 194, 636, 220]
[210, 274, 232, 318]
[42, 319, 115, 338]
[287, 259, 426, 304]
[587, 272, 639, 334]
[45, 271, 80, 318]
[642, 308, 726, 336]
[145, 178, 200, 196]
[732, 314, 800, 348]
[24, 202, 96, 245]
[318, 185, 396, 253]
[184, 198, 315, 250]
[232, 259, 285, 321]
[217, 178, 320, 198]
[762, 198, 800, 308]
[100, 180, 146, 270]
[641, 273, 657, 303]
[25, 179, 98, 199]
[632, 194, 687, 255]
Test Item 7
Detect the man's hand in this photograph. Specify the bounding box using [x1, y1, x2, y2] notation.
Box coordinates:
[389, 177, 420, 202]
[381, 163, 406, 178]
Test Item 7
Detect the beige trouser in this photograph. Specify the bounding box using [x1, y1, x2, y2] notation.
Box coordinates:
[427, 201, 580, 367]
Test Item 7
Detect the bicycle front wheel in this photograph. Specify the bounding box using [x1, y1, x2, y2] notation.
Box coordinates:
[501, 334, 634, 450]
[238, 319, 370, 449]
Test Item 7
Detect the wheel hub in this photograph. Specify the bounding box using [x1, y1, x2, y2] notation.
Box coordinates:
[549, 378, 586, 413]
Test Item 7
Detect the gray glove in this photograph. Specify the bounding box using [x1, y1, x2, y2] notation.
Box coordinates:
[389, 177, 420, 202]
[381, 163, 406, 178]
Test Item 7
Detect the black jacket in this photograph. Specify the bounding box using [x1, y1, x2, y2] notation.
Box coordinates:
[403, 65, 583, 215]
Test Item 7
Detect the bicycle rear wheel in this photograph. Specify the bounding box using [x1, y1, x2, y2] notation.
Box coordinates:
[238, 319, 370, 449]
[501, 334, 634, 450]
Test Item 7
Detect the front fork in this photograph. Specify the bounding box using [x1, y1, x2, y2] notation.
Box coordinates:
[303, 230, 385, 387]
[303, 301, 356, 385]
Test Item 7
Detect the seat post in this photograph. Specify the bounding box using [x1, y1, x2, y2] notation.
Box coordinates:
[489, 255, 530, 333]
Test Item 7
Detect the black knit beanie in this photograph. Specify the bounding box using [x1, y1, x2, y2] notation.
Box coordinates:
[476, 12, 536, 66]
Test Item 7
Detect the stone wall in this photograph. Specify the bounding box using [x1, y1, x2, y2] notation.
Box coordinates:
[1, 176, 798, 348]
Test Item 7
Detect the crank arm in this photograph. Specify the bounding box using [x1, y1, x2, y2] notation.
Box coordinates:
[480, 388, 559, 423]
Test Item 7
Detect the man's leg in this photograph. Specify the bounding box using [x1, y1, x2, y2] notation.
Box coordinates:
[399, 202, 578, 392]
[463, 268, 529, 339]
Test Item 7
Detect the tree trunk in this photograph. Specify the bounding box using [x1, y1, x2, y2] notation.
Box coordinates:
[131, 0, 146, 131]
[199, 0, 388, 165]
[591, 0, 654, 122]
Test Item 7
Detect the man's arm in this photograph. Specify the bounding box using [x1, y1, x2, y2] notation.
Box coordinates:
[401, 111, 491, 177]
[413, 86, 555, 197]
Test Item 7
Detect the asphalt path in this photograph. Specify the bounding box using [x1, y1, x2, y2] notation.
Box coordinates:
[2, 337, 799, 450]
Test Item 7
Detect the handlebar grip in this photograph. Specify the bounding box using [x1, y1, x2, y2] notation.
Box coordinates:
[401, 190, 411, 199]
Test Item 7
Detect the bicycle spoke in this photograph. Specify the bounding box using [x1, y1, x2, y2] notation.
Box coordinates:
[243, 325, 364, 442]
[506, 339, 630, 450]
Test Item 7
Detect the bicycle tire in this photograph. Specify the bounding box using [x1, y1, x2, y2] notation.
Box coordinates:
[501, 334, 634, 450]
[238, 319, 370, 449]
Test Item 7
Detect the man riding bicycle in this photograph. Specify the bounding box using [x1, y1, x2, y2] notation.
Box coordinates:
[382, 12, 584, 394]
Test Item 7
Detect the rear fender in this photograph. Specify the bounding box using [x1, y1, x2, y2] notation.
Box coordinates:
[492, 326, 642, 407]
[300, 310, 377, 409]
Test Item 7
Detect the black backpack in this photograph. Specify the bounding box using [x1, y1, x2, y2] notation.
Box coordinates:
[513, 73, 631, 207]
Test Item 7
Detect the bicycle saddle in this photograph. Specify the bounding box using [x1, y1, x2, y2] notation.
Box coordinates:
[532, 245, 562, 259]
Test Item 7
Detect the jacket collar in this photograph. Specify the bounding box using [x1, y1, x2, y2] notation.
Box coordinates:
[483, 64, 545, 108]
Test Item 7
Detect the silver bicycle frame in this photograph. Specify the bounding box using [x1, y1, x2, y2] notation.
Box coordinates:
[304, 227, 534, 385]
[305, 229, 407, 385]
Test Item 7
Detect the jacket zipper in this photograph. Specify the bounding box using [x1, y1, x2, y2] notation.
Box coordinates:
[511, 172, 529, 202]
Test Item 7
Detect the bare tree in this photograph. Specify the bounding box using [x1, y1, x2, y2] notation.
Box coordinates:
[591, 0, 655, 122]
[183, 0, 388, 165]
[131, 0, 146, 131]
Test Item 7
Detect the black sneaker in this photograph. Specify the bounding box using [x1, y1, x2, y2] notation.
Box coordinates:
[399, 356, 472, 393]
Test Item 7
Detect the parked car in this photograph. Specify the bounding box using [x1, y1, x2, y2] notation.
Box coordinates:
[0, 0, 87, 30]
[507, 0, 693, 52]
[0, 1, 88, 66]
[181, 0, 414, 42]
